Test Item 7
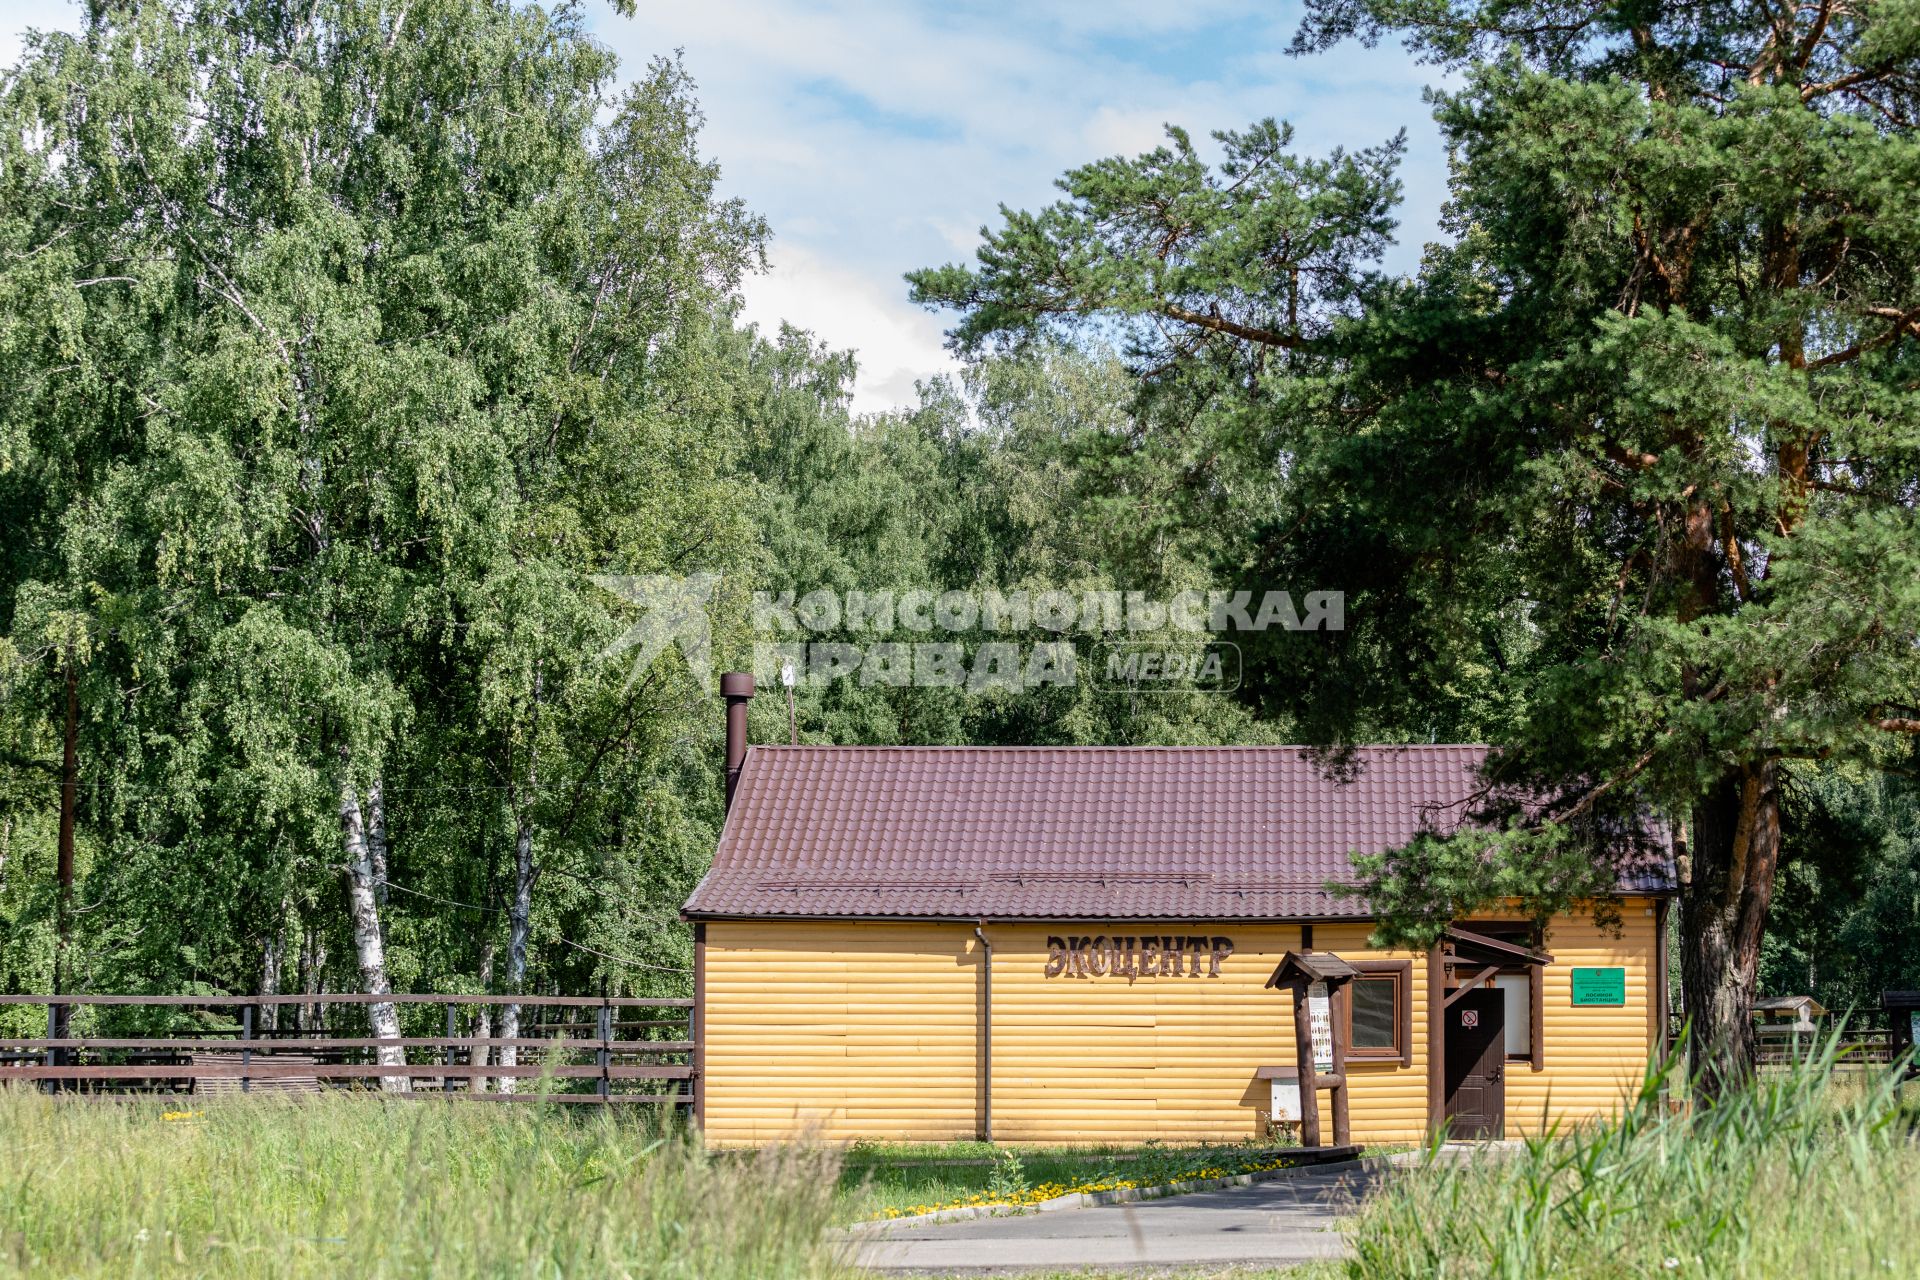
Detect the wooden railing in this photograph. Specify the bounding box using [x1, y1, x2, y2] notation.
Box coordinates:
[0, 994, 695, 1104]
[1665, 1013, 1911, 1071]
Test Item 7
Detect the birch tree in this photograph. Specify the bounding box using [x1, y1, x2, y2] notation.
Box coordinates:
[1, 0, 781, 1060]
[339, 759, 405, 1087]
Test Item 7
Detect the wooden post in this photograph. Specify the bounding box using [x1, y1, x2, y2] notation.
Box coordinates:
[1427, 943, 1446, 1134]
[692, 922, 706, 1127]
[241, 1004, 253, 1094]
[43, 1004, 57, 1095]
[1290, 980, 1322, 1148]
[597, 999, 611, 1100]
[444, 1004, 458, 1093]
[52, 652, 77, 1049]
[1329, 980, 1350, 1147]
[1654, 898, 1670, 1059]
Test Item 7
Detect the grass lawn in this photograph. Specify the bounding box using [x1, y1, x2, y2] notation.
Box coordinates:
[1338, 1050, 1920, 1279]
[833, 1139, 1347, 1222]
[0, 1088, 845, 1280]
[4, 1045, 1910, 1280]
[882, 1273, 1318, 1279]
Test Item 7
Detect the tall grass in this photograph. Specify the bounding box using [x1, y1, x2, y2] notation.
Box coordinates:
[1343, 1033, 1920, 1279]
[0, 1090, 851, 1279]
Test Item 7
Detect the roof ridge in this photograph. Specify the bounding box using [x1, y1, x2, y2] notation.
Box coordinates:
[743, 742, 1493, 751]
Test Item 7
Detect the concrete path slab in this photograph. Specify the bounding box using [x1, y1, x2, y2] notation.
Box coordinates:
[850, 1163, 1379, 1274]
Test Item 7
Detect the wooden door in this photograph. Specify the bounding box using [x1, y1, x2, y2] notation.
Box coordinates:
[1444, 987, 1506, 1140]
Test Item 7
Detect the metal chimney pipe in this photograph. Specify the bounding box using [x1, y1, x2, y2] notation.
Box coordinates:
[720, 671, 755, 812]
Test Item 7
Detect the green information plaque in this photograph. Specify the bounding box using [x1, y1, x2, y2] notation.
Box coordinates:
[1570, 967, 1626, 1006]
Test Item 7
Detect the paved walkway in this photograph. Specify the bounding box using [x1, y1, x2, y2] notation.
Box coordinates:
[849, 1162, 1379, 1274]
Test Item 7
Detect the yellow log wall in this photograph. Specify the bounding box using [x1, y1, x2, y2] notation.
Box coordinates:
[986, 921, 1429, 1145]
[1506, 901, 1663, 1136]
[700, 903, 1659, 1146]
[701, 921, 982, 1144]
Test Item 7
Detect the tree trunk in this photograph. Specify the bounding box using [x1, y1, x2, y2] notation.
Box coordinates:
[339, 752, 407, 1091]
[496, 667, 541, 1095]
[259, 918, 284, 1033]
[368, 775, 390, 914]
[496, 816, 535, 1094]
[298, 925, 326, 1035]
[1679, 758, 1782, 1099]
[53, 650, 78, 1044]
[471, 939, 495, 1093]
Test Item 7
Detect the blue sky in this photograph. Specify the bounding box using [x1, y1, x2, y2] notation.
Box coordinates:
[0, 0, 1452, 413]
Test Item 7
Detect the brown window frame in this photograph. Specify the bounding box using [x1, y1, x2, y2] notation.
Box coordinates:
[1344, 960, 1412, 1067]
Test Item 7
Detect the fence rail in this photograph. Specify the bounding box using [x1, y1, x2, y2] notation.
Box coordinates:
[1665, 1014, 1912, 1071]
[0, 993, 697, 1104]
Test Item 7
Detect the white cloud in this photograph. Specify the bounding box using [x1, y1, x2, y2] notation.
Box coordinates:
[741, 244, 959, 417]
[1080, 105, 1183, 158]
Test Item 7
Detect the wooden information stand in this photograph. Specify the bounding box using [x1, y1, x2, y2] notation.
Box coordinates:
[1264, 950, 1358, 1148]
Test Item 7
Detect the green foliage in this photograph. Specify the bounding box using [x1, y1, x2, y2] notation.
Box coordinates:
[984, 1146, 1029, 1201]
[3, 0, 1914, 1064]
[0, 1091, 848, 1278]
[0, 0, 1284, 1011]
[913, 0, 1920, 1069]
[908, 119, 1403, 364]
[743, 341, 1284, 751]
[1341, 1038, 1920, 1278]
[0, 0, 768, 1006]
[1762, 769, 1920, 1011]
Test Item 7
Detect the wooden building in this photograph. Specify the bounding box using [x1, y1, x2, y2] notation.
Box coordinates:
[685, 678, 1674, 1145]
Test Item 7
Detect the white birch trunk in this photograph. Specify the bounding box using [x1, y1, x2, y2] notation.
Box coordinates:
[495, 817, 535, 1094]
[297, 927, 326, 1036]
[339, 755, 407, 1091]
[259, 921, 283, 1034]
[495, 668, 540, 1094]
[471, 940, 495, 1093]
[368, 776, 390, 914]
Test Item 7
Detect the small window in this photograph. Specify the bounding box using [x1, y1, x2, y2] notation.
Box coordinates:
[1493, 973, 1531, 1059]
[1344, 961, 1412, 1065]
[1351, 977, 1398, 1048]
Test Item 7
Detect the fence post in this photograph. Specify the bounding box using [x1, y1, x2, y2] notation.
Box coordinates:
[241, 1005, 253, 1094]
[43, 1004, 57, 1095]
[444, 1003, 457, 1094]
[597, 999, 611, 1101]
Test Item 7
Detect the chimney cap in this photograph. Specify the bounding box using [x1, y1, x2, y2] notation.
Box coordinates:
[720, 671, 755, 699]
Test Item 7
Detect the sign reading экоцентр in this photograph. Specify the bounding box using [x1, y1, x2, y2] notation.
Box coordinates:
[1570, 966, 1627, 1006]
[1044, 934, 1234, 978]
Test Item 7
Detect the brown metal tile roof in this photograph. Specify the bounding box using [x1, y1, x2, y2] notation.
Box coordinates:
[684, 744, 1669, 921]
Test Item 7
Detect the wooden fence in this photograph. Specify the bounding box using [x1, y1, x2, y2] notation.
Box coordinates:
[0, 994, 695, 1104]
[1666, 1013, 1910, 1070]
